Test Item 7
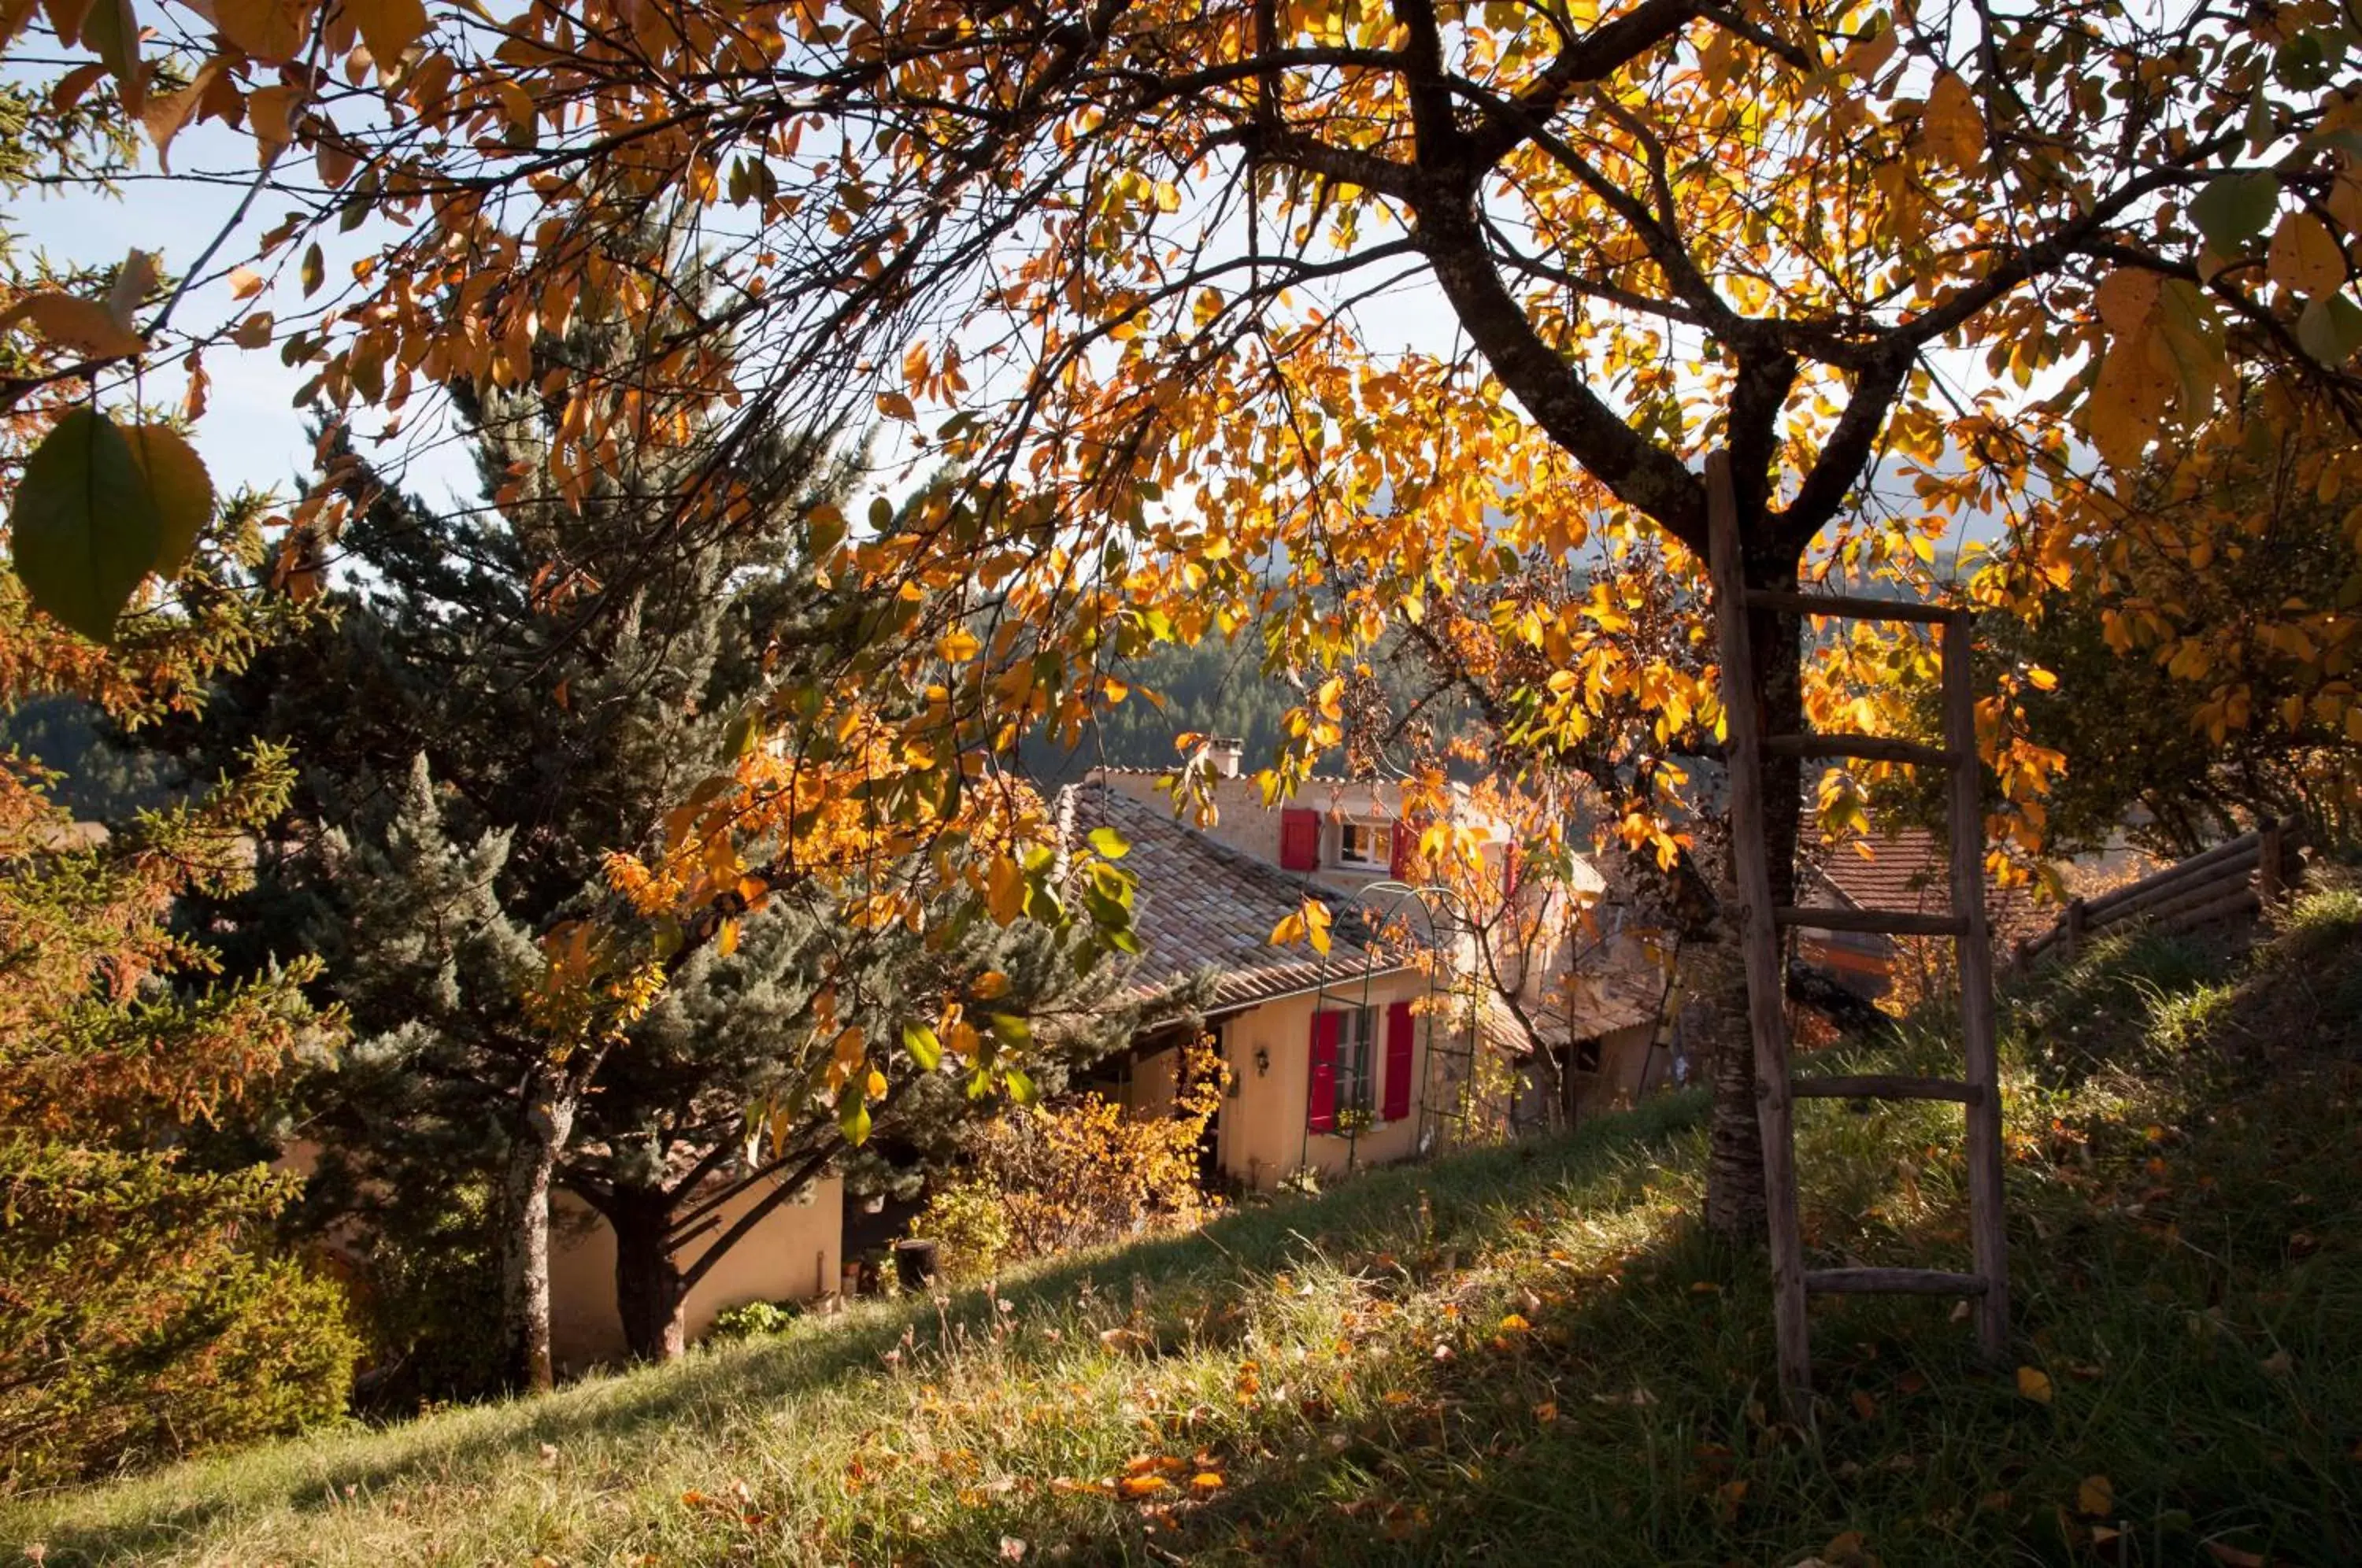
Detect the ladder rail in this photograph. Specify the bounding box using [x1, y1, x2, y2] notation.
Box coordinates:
[1707, 449, 2012, 1418]
[1705, 453, 1813, 1408]
[1944, 612, 2012, 1362]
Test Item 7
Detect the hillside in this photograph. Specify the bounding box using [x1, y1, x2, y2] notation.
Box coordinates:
[10, 889, 2362, 1565]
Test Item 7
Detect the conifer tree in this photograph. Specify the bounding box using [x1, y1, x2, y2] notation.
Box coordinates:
[178, 245, 1130, 1381]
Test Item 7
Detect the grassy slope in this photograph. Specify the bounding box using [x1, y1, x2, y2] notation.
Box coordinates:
[11, 891, 2362, 1566]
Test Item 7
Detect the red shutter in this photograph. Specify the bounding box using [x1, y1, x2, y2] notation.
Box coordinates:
[1382, 1000, 1415, 1122]
[1387, 816, 1410, 878]
[1279, 808, 1320, 871]
[1306, 1010, 1341, 1131]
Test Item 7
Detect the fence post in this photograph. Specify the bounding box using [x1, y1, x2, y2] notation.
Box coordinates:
[2062, 897, 2086, 960]
[2257, 818, 2286, 910]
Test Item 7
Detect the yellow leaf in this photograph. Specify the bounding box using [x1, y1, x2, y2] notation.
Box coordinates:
[716, 918, 740, 956]
[1923, 72, 1985, 169]
[0, 291, 145, 357]
[1302, 897, 1333, 956]
[2092, 268, 2160, 335]
[2268, 211, 2346, 297]
[214, 0, 311, 62]
[876, 390, 916, 421]
[1187, 1471, 1224, 1495]
[2016, 1365, 2053, 1404]
[247, 82, 302, 146]
[141, 61, 219, 170]
[228, 264, 266, 301]
[2076, 1474, 2112, 1517]
[345, 0, 429, 65]
[2024, 666, 2059, 691]
[1116, 1474, 1167, 1497]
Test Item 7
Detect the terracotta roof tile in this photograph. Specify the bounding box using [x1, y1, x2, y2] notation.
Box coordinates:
[1063, 782, 1413, 1012]
[1805, 826, 2044, 942]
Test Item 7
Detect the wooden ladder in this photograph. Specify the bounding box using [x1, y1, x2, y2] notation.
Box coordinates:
[1703, 452, 2009, 1415]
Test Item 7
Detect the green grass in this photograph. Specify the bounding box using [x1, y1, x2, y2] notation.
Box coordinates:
[11, 893, 2362, 1566]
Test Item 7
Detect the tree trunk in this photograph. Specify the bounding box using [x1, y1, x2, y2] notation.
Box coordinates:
[610, 1185, 690, 1363]
[1699, 567, 1805, 1244]
[498, 1071, 579, 1393]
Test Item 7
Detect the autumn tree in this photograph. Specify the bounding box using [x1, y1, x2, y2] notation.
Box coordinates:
[9, 1, 2362, 1249]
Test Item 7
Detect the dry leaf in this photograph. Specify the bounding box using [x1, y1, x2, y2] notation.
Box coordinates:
[2016, 1366, 2053, 1404]
[2077, 1474, 2112, 1517]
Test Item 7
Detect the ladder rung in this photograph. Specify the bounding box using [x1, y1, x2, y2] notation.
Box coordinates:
[1805, 1267, 1990, 1296]
[1763, 732, 1953, 768]
[1743, 588, 1961, 626]
[1775, 905, 1966, 937]
[1792, 1074, 1983, 1105]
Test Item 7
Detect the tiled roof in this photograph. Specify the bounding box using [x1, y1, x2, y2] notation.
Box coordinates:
[1805, 827, 2044, 942]
[1062, 782, 1414, 1012]
[1464, 962, 1664, 1059]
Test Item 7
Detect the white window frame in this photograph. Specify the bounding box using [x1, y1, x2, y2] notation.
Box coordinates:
[1332, 1005, 1379, 1119]
[1336, 819, 1392, 869]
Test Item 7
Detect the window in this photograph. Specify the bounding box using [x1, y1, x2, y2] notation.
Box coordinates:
[1333, 1006, 1378, 1118]
[1337, 819, 1391, 867]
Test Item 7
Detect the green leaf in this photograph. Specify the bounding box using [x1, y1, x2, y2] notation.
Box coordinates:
[9, 408, 164, 643]
[120, 423, 214, 579]
[1086, 825, 1131, 859]
[2190, 172, 2279, 252]
[721, 706, 763, 760]
[838, 1092, 872, 1145]
[986, 1012, 1031, 1048]
[1003, 1067, 1038, 1107]
[901, 1022, 942, 1071]
[2297, 293, 2362, 367]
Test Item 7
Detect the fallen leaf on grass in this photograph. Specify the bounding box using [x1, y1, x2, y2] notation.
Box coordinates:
[2204, 1544, 2270, 1567]
[2016, 1366, 2053, 1404]
[999, 1537, 1027, 1562]
[2077, 1474, 2113, 1517]
[2259, 1349, 2294, 1378]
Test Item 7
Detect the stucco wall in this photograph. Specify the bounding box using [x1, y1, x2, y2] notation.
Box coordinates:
[1127, 975, 1448, 1192]
[547, 1175, 842, 1375]
[1512, 1019, 1660, 1128]
[1094, 771, 1412, 881]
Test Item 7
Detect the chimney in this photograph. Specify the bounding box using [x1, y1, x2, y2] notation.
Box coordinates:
[1206, 736, 1245, 778]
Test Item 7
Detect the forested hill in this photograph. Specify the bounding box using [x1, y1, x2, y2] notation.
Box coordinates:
[1017, 633, 1479, 784]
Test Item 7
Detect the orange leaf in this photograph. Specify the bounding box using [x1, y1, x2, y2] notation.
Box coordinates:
[2016, 1366, 2053, 1404]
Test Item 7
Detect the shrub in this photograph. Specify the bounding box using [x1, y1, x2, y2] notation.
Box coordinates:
[708, 1299, 804, 1341]
[917, 1037, 1222, 1275]
[0, 1145, 361, 1490]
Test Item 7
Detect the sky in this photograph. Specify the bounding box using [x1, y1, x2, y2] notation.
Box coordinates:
[13, 98, 2026, 565]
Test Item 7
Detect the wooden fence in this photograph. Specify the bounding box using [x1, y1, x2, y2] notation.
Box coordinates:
[2008, 815, 2305, 974]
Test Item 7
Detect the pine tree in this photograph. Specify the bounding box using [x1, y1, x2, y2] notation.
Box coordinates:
[169, 242, 1131, 1382]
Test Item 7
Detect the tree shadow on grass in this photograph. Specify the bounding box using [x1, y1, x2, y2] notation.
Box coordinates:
[14, 1094, 1711, 1563]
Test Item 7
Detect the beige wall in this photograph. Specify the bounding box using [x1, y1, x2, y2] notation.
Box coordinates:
[1128, 974, 1464, 1192]
[1513, 1019, 1660, 1128]
[1095, 770, 1412, 878]
[547, 1175, 842, 1375]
